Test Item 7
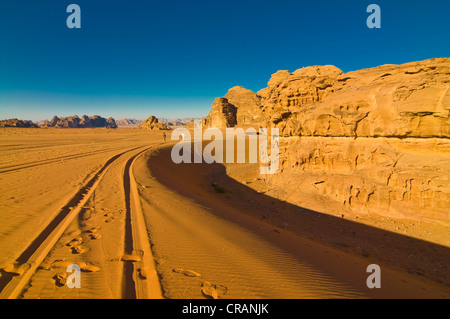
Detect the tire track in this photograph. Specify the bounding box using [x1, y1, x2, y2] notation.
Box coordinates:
[122, 147, 163, 299]
[0, 146, 126, 174]
[0, 145, 148, 299]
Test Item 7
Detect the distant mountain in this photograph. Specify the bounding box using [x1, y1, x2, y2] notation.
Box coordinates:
[0, 118, 38, 128]
[39, 115, 117, 128]
[158, 117, 202, 126]
[116, 118, 143, 128]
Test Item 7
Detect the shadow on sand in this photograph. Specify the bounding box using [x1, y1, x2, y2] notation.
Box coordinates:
[147, 144, 450, 292]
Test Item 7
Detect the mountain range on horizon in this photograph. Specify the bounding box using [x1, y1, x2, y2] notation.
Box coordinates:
[0, 115, 202, 128]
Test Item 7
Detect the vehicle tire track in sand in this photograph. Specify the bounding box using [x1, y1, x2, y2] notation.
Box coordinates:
[122, 147, 163, 299]
[0, 145, 148, 299]
[0, 146, 127, 174]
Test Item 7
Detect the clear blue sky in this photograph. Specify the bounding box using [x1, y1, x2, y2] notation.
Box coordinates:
[1, 0, 449, 121]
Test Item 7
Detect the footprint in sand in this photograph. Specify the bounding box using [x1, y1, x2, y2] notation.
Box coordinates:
[53, 272, 67, 287]
[80, 209, 92, 221]
[90, 233, 102, 240]
[44, 260, 100, 273]
[39, 262, 53, 271]
[172, 268, 201, 278]
[202, 281, 228, 299]
[86, 227, 102, 239]
[201, 281, 219, 299]
[66, 237, 83, 247]
[71, 245, 85, 254]
[86, 226, 100, 233]
[105, 216, 115, 223]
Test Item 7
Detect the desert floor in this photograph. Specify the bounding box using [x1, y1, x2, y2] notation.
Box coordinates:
[0, 128, 449, 299]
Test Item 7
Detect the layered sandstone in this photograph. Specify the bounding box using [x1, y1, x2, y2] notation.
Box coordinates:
[204, 58, 450, 225]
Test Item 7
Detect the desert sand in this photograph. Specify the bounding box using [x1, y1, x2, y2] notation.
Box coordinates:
[0, 128, 163, 298]
[0, 127, 449, 299]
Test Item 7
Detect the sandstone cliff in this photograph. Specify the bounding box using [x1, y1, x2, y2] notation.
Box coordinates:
[204, 58, 450, 225]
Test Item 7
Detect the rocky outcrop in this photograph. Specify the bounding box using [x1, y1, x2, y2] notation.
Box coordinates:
[203, 98, 238, 128]
[39, 115, 117, 128]
[81, 115, 117, 128]
[205, 58, 450, 138]
[139, 115, 170, 130]
[274, 136, 449, 225]
[223, 86, 265, 128]
[0, 119, 38, 128]
[263, 61, 449, 138]
[204, 58, 450, 225]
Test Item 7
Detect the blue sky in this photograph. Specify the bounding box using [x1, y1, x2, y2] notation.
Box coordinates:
[0, 0, 449, 121]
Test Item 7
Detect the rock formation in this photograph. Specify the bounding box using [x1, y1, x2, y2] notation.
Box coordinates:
[0, 119, 38, 128]
[204, 58, 450, 225]
[39, 115, 117, 128]
[223, 86, 265, 128]
[139, 115, 170, 130]
[203, 98, 238, 128]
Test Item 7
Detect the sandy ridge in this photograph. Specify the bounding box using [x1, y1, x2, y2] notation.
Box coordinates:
[125, 147, 163, 298]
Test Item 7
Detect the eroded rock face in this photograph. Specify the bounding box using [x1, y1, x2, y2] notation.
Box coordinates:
[224, 86, 265, 128]
[273, 137, 449, 224]
[203, 98, 238, 128]
[206, 58, 449, 138]
[204, 58, 450, 225]
[260, 59, 449, 138]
